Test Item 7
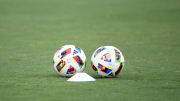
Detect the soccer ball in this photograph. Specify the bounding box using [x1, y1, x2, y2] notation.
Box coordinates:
[53, 45, 86, 77]
[91, 46, 125, 77]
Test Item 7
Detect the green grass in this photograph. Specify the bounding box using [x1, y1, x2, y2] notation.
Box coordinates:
[0, 0, 180, 101]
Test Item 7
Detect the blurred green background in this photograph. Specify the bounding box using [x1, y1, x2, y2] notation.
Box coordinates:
[0, 0, 180, 101]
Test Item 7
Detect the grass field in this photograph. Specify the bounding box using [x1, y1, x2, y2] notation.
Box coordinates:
[0, 0, 180, 101]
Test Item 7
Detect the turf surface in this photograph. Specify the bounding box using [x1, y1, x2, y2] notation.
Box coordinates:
[0, 0, 180, 101]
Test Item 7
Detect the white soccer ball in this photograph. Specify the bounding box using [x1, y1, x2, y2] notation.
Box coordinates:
[91, 46, 125, 77]
[53, 45, 86, 77]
